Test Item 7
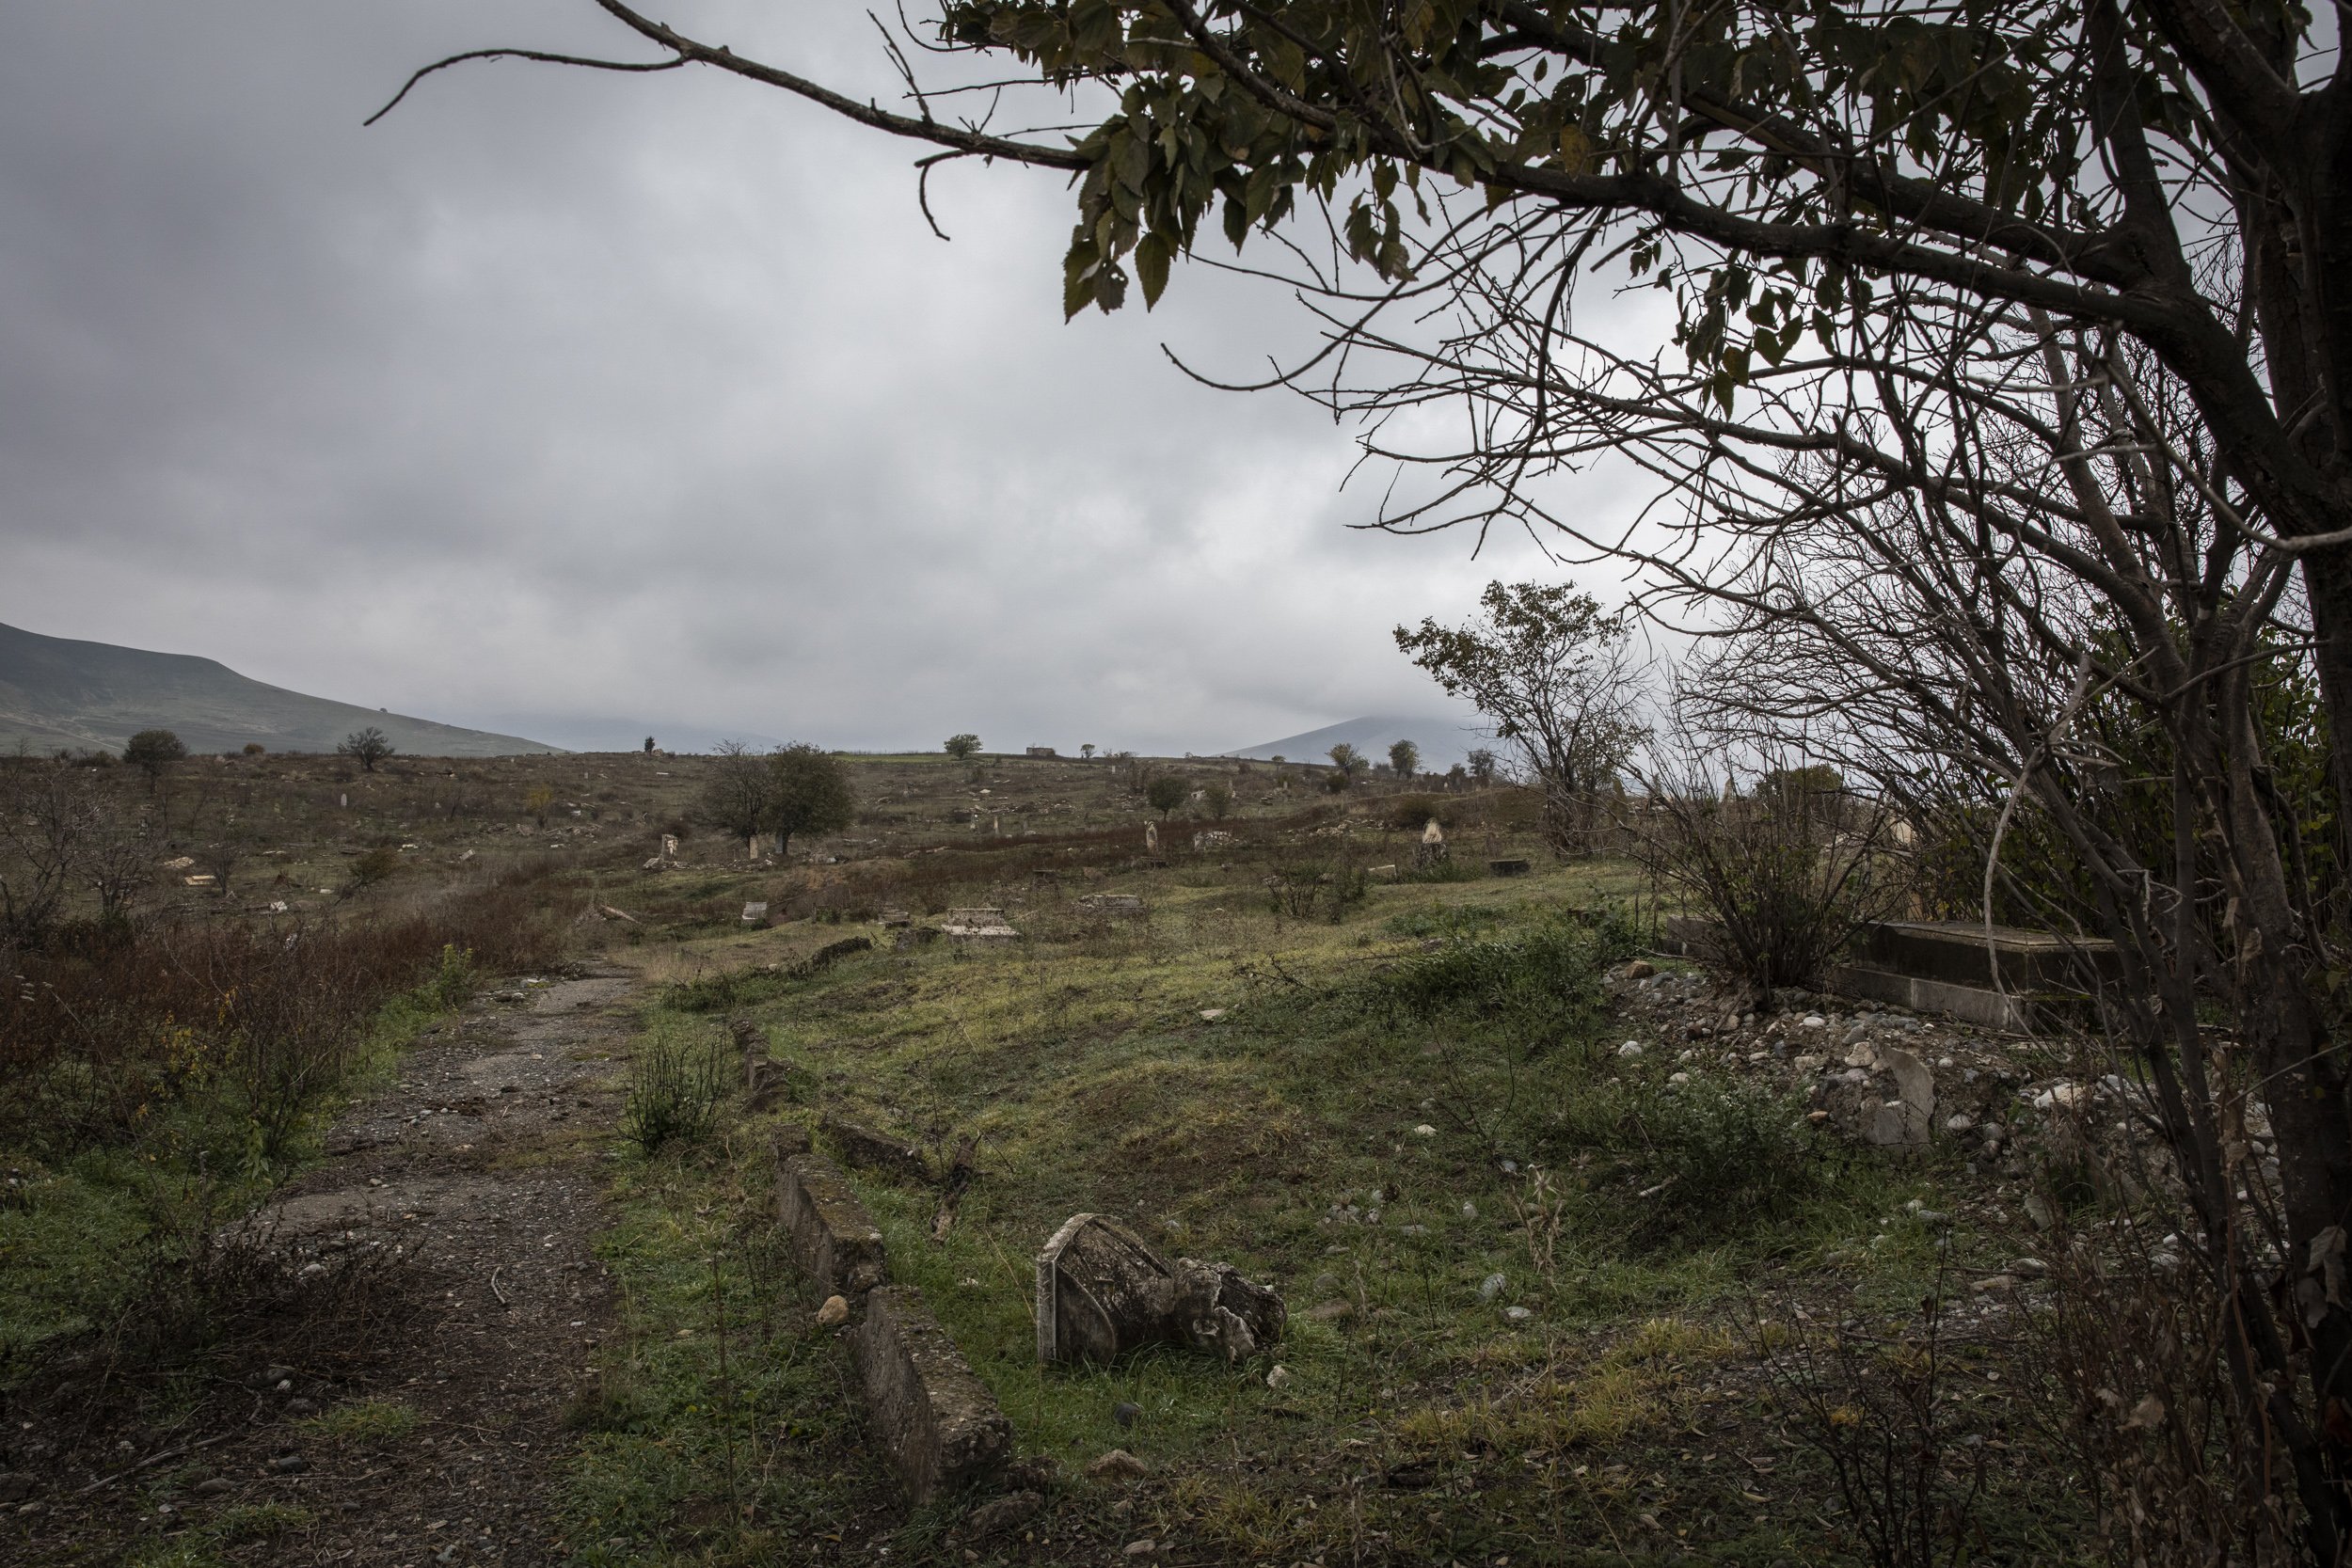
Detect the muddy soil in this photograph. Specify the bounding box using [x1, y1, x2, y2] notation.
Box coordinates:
[4, 973, 639, 1568]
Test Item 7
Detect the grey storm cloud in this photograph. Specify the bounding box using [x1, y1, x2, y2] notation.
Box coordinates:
[0, 1, 1641, 755]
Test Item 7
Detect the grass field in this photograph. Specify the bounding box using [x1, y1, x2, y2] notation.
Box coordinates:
[2, 747, 2098, 1564]
[568, 825, 2093, 1565]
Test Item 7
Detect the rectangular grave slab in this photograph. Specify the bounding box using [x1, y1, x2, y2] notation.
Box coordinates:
[852, 1286, 1011, 1503]
[773, 1136, 887, 1303]
[939, 907, 1020, 942]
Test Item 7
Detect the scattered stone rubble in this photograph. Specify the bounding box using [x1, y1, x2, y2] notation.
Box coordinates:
[1603, 959, 2267, 1212]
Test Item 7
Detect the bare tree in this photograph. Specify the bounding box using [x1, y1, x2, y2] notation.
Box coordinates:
[0, 761, 83, 948]
[0, 762, 152, 942]
[338, 727, 394, 773]
[697, 741, 775, 849]
[76, 791, 155, 922]
[1397, 581, 1645, 856]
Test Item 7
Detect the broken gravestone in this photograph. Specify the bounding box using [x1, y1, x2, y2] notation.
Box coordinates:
[741, 901, 769, 925]
[1863, 1046, 1937, 1148]
[1415, 817, 1449, 867]
[1144, 821, 1159, 853]
[1035, 1213, 1286, 1367]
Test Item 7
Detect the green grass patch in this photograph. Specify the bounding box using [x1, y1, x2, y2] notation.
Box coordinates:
[300, 1396, 420, 1445]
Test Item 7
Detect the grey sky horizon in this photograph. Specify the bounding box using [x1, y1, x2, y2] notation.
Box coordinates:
[0, 2, 1649, 757]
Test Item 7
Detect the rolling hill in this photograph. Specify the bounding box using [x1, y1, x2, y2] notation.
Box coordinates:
[1223, 714, 1492, 774]
[0, 621, 562, 757]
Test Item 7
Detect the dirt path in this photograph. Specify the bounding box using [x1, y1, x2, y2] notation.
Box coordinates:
[13, 972, 641, 1568]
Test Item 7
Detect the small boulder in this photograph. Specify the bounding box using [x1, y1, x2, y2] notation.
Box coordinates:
[815, 1294, 850, 1328]
[962, 1490, 1044, 1539]
[1088, 1449, 1149, 1481]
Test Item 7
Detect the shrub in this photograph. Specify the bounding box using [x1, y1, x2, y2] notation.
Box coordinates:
[336, 727, 394, 772]
[1146, 775, 1190, 818]
[422, 943, 476, 1011]
[1373, 915, 1632, 1059]
[1388, 793, 1450, 832]
[1558, 1071, 1834, 1236]
[626, 1025, 728, 1153]
[1627, 763, 1902, 998]
[1201, 780, 1233, 819]
[241, 742, 267, 756]
[944, 733, 981, 761]
[123, 730, 187, 779]
[1266, 854, 1369, 923]
[345, 845, 400, 894]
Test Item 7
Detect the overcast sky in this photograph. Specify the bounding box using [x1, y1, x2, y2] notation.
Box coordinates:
[0, 2, 1652, 755]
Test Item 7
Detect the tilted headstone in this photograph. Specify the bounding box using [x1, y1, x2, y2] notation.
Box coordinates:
[741, 901, 769, 925]
[1035, 1213, 1285, 1367]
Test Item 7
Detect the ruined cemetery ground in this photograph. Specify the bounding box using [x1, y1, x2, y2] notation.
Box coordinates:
[583, 871, 2106, 1564]
[4, 751, 2116, 1564]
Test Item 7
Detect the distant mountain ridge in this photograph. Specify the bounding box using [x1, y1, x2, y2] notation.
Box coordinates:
[0, 621, 562, 757]
[1224, 714, 1490, 774]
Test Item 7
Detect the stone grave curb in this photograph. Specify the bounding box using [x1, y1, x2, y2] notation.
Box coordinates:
[769, 1123, 1016, 1508]
[771, 1128, 887, 1304]
[852, 1285, 1014, 1504]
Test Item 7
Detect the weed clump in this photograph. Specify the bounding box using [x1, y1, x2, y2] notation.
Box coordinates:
[1558, 1071, 1835, 1236]
[1372, 913, 1634, 1060]
[626, 1024, 728, 1153]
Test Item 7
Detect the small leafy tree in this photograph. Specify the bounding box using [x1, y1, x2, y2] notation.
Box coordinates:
[337, 727, 394, 773]
[1201, 781, 1232, 820]
[1145, 775, 1189, 819]
[1327, 743, 1363, 777]
[1398, 583, 1645, 856]
[1387, 738, 1420, 780]
[944, 734, 981, 761]
[524, 785, 555, 828]
[1466, 749, 1500, 786]
[1079, 743, 1096, 760]
[123, 729, 186, 782]
[768, 744, 856, 856]
[241, 742, 266, 757]
[643, 736, 656, 753]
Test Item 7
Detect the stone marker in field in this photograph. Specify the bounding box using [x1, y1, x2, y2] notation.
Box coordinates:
[661, 832, 680, 860]
[939, 908, 1019, 942]
[1144, 821, 1159, 853]
[1035, 1213, 1286, 1367]
[1415, 818, 1450, 868]
[1863, 1046, 1937, 1148]
[1076, 894, 1145, 917]
[741, 901, 769, 925]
